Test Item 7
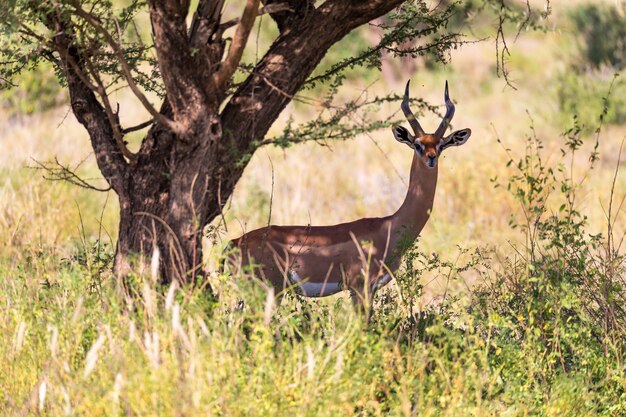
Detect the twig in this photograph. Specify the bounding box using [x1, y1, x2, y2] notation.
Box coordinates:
[31, 157, 112, 192]
[495, 9, 517, 90]
[122, 119, 155, 134]
[260, 153, 275, 251]
[514, 0, 532, 42]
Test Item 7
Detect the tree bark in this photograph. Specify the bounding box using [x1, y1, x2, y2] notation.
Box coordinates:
[113, 107, 223, 287]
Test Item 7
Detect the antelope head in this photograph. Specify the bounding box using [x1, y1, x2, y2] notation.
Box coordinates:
[392, 80, 471, 168]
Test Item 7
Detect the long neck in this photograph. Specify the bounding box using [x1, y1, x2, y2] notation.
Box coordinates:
[391, 153, 438, 238]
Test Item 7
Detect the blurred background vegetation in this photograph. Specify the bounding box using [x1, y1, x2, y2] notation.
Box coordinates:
[1, 0, 626, 415]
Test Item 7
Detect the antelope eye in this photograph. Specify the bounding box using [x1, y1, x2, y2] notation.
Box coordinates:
[414, 142, 424, 154]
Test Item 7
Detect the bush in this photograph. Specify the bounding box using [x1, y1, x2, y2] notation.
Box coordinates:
[1, 63, 66, 116]
[471, 116, 626, 413]
[557, 71, 626, 132]
[556, 3, 626, 131]
[569, 3, 626, 70]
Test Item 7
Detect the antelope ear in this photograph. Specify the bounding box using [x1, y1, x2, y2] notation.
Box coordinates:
[392, 125, 414, 147]
[441, 128, 471, 151]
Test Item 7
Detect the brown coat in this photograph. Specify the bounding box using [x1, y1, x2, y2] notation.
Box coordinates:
[227, 152, 438, 302]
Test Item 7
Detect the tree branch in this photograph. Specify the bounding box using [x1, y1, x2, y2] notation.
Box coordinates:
[221, 0, 405, 150]
[31, 157, 112, 192]
[45, 9, 129, 196]
[83, 55, 136, 162]
[69, 0, 181, 133]
[189, 0, 225, 49]
[215, 0, 405, 219]
[213, 0, 261, 90]
[122, 119, 155, 134]
[148, 0, 217, 125]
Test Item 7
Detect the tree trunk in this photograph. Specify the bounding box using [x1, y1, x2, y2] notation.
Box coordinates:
[114, 196, 206, 288]
[113, 115, 222, 289]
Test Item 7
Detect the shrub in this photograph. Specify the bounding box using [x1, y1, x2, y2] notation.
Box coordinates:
[0, 63, 66, 116]
[557, 71, 626, 133]
[556, 3, 626, 131]
[471, 115, 626, 413]
[569, 3, 626, 70]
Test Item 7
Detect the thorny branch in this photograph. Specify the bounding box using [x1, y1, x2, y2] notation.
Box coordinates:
[69, 0, 180, 134]
[495, 12, 515, 90]
[41, 9, 129, 194]
[83, 53, 135, 161]
[494, 0, 551, 89]
[31, 157, 112, 192]
[304, 4, 465, 88]
[47, 33, 135, 161]
[260, 91, 439, 148]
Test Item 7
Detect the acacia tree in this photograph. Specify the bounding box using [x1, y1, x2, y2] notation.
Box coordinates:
[0, 0, 539, 288]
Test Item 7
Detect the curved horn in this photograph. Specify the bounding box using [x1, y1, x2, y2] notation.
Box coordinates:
[434, 80, 455, 137]
[401, 80, 425, 137]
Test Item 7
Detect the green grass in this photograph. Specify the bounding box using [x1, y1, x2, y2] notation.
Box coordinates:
[1, 217, 624, 416]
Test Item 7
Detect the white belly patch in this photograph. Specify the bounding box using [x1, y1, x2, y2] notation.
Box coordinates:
[288, 271, 343, 298]
[371, 273, 393, 292]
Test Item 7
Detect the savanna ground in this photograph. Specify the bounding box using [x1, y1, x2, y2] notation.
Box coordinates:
[1, 0, 626, 415]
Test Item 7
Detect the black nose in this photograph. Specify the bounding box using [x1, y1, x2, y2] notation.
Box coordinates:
[428, 155, 436, 162]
